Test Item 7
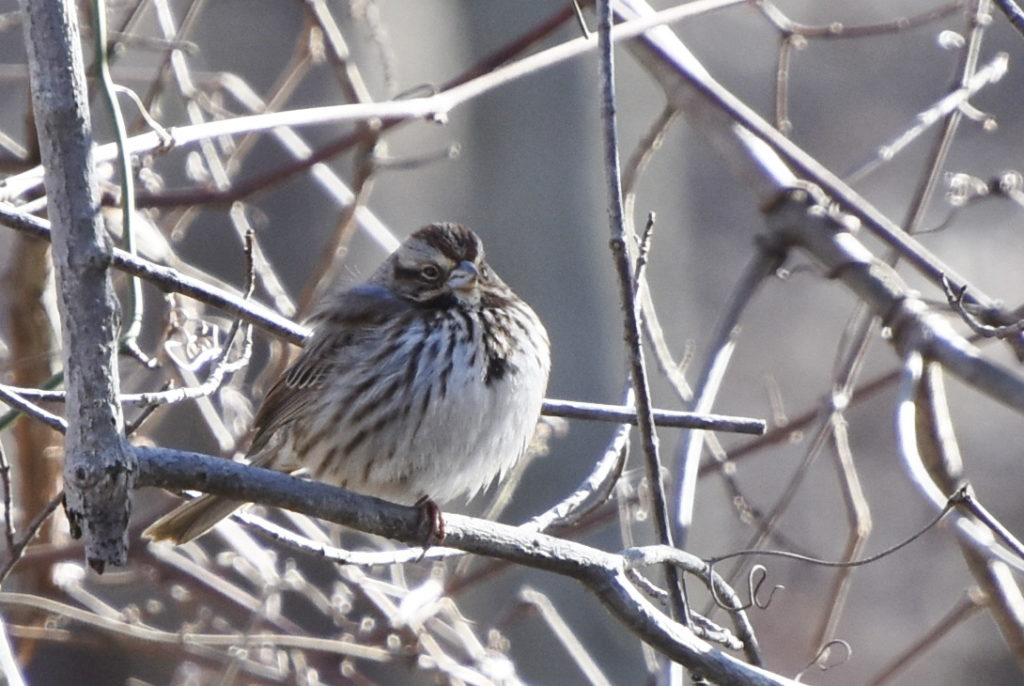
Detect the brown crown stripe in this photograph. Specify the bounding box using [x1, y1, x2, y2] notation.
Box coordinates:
[416, 223, 481, 263]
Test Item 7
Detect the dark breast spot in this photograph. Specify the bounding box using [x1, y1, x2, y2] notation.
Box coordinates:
[485, 355, 510, 386]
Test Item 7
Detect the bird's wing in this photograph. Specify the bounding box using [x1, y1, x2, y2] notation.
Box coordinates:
[247, 284, 407, 461]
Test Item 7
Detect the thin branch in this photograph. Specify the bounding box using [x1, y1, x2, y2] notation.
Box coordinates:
[913, 362, 1024, 669]
[543, 398, 764, 434]
[622, 545, 762, 665]
[597, 0, 687, 631]
[145, 538, 306, 633]
[0, 441, 13, 551]
[765, 0, 965, 137]
[0, 591, 391, 660]
[845, 52, 1007, 183]
[113, 1, 576, 226]
[616, 0, 1009, 321]
[811, 407, 872, 660]
[0, 205, 306, 345]
[957, 485, 1024, 563]
[518, 587, 613, 686]
[701, 369, 898, 477]
[866, 590, 984, 686]
[527, 389, 633, 533]
[2, 381, 762, 434]
[3, 0, 745, 204]
[0, 492, 63, 585]
[294, 138, 380, 318]
[895, 353, 1024, 574]
[622, 108, 692, 401]
[673, 241, 786, 546]
[890, 355, 944, 508]
[716, 405, 849, 598]
[757, 0, 966, 40]
[902, 0, 991, 235]
[994, 0, 1024, 36]
[943, 276, 1024, 339]
[230, 510, 459, 567]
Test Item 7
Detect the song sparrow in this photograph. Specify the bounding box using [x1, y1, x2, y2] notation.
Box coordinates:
[144, 223, 550, 543]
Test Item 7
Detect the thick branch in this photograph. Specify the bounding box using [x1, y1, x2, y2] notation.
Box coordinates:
[768, 188, 1024, 414]
[20, 0, 134, 571]
[134, 445, 796, 685]
[616, 0, 1014, 324]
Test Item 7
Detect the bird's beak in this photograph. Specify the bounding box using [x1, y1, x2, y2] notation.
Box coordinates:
[447, 261, 479, 292]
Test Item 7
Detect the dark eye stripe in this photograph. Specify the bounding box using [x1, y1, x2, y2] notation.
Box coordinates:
[394, 264, 436, 283]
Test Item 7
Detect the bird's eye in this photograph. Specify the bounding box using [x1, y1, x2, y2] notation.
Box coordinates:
[419, 264, 442, 282]
[480, 264, 492, 281]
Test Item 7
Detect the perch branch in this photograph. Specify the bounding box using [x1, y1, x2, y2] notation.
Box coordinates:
[133, 445, 795, 685]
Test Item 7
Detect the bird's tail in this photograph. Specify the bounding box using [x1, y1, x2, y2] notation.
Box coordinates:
[143, 494, 242, 544]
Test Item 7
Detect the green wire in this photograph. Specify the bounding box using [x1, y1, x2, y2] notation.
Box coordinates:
[0, 372, 64, 432]
[2, 4, 141, 434]
[91, 0, 147, 362]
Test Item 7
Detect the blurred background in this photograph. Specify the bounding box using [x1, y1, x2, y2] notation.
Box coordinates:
[2, 0, 1024, 684]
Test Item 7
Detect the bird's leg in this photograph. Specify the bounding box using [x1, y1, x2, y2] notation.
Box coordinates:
[414, 495, 445, 547]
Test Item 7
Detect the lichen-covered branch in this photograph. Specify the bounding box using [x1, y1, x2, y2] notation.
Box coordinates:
[20, 0, 134, 571]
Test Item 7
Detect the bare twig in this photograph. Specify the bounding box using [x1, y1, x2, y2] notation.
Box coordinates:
[3, 0, 745, 204]
[994, 0, 1024, 36]
[597, 0, 687, 632]
[518, 587, 612, 686]
[0, 612, 24, 686]
[761, 0, 967, 136]
[866, 589, 984, 685]
[543, 398, 763, 434]
[895, 353, 1024, 577]
[758, 0, 966, 40]
[617, 0, 1009, 322]
[942, 275, 1024, 339]
[810, 406, 871, 661]
[902, 1, 991, 236]
[621, 109, 692, 400]
[912, 361, 1024, 669]
[0, 492, 63, 584]
[0, 591, 391, 659]
[527, 389, 633, 533]
[673, 242, 785, 546]
[0, 441, 13, 551]
[957, 485, 1024, 563]
[0, 369, 70, 437]
[844, 52, 1007, 183]
[0, 205, 306, 344]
